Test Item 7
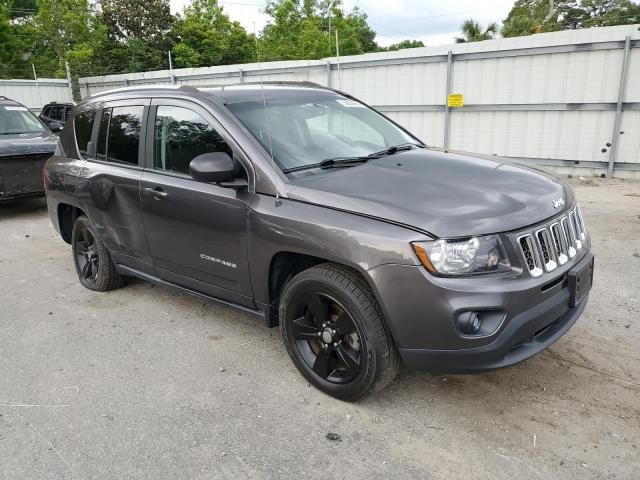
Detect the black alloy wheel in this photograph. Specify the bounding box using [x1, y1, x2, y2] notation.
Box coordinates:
[71, 215, 125, 291]
[290, 292, 363, 383]
[280, 263, 400, 400]
[74, 227, 99, 286]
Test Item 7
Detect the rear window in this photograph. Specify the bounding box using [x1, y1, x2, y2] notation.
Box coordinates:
[74, 110, 96, 159]
[96, 106, 143, 166]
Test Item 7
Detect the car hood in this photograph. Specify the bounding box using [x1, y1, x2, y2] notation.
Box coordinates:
[285, 149, 573, 238]
[0, 131, 58, 158]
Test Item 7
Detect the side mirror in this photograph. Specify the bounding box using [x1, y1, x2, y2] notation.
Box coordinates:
[49, 122, 63, 133]
[189, 152, 237, 184]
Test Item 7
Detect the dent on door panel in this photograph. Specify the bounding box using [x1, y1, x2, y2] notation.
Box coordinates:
[76, 162, 149, 264]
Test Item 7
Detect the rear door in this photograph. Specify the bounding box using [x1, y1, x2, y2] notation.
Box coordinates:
[76, 99, 153, 273]
[140, 98, 254, 306]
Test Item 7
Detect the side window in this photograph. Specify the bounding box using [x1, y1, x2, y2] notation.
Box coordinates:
[153, 105, 232, 175]
[108, 106, 143, 165]
[96, 106, 143, 165]
[74, 109, 96, 159]
[65, 106, 73, 120]
[41, 106, 50, 118]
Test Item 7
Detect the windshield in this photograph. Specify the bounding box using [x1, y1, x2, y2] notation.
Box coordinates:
[0, 105, 46, 135]
[226, 91, 419, 173]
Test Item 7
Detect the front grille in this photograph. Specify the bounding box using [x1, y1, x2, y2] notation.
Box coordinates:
[517, 205, 587, 278]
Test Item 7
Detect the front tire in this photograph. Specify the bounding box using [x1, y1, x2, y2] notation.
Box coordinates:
[71, 215, 125, 291]
[280, 263, 400, 401]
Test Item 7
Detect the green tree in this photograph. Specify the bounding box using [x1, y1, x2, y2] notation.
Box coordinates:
[382, 39, 425, 51]
[0, 1, 15, 78]
[172, 0, 255, 68]
[99, 0, 175, 72]
[260, 0, 331, 60]
[349, 6, 377, 52]
[5, 0, 105, 78]
[502, 0, 555, 37]
[579, 0, 640, 26]
[9, 0, 36, 18]
[259, 0, 381, 61]
[455, 19, 498, 43]
[501, 0, 640, 38]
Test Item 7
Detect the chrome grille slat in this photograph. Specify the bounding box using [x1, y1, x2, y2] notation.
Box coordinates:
[575, 206, 587, 241]
[517, 206, 587, 277]
[518, 234, 544, 278]
[569, 211, 583, 250]
[536, 228, 558, 272]
[561, 217, 577, 258]
[550, 222, 569, 265]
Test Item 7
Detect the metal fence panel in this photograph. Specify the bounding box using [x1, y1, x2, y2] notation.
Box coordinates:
[0, 79, 72, 112]
[74, 24, 640, 175]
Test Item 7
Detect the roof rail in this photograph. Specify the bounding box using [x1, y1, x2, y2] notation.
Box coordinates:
[235, 80, 325, 88]
[86, 84, 189, 100]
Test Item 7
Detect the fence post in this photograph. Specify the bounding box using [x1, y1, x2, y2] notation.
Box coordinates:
[608, 35, 632, 178]
[326, 60, 332, 88]
[443, 50, 453, 151]
[64, 62, 75, 101]
[239, 67, 244, 83]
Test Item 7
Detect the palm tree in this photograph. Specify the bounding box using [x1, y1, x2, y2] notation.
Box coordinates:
[455, 19, 498, 43]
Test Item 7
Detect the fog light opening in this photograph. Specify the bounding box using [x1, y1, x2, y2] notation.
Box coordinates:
[458, 311, 482, 335]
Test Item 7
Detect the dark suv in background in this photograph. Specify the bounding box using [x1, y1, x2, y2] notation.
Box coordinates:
[45, 83, 593, 400]
[1, 96, 58, 201]
[39, 101, 73, 131]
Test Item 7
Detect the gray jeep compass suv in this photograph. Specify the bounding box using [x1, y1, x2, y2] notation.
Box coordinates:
[45, 83, 594, 400]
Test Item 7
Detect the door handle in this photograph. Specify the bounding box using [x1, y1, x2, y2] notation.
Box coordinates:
[144, 187, 168, 199]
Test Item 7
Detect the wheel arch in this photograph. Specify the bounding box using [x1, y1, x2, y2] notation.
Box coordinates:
[266, 251, 383, 329]
[57, 203, 86, 244]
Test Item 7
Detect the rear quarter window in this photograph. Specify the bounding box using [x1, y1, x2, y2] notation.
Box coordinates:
[74, 110, 96, 159]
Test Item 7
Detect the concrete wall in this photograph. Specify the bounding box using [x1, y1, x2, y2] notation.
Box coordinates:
[77, 25, 640, 177]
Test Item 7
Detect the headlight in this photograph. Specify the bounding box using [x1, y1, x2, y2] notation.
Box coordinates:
[412, 235, 511, 276]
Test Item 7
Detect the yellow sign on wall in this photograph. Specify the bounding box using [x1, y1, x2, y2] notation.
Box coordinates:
[447, 93, 464, 108]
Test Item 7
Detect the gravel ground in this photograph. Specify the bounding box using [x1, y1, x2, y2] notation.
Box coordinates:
[0, 178, 639, 480]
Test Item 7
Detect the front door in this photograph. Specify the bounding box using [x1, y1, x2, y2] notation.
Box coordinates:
[140, 99, 254, 307]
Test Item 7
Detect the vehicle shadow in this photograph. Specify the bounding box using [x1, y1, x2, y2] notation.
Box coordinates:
[364, 339, 618, 412]
[0, 197, 48, 220]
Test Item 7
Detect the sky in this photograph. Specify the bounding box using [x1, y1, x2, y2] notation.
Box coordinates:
[169, 0, 515, 47]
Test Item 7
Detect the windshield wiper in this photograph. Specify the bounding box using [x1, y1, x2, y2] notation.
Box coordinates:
[282, 156, 371, 173]
[281, 143, 424, 174]
[367, 142, 425, 159]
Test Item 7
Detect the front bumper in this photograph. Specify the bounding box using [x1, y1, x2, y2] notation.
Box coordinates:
[367, 251, 593, 374]
[400, 290, 587, 373]
[0, 155, 48, 201]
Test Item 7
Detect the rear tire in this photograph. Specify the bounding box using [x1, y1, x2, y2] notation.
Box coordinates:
[71, 215, 126, 292]
[280, 263, 399, 401]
